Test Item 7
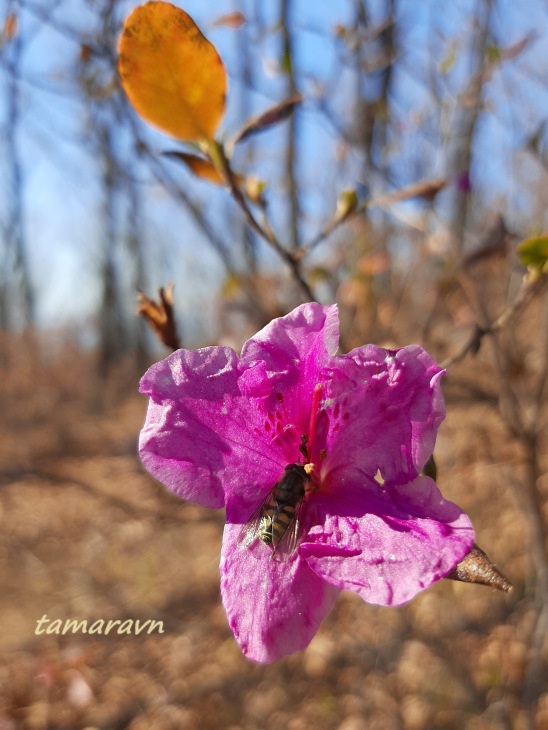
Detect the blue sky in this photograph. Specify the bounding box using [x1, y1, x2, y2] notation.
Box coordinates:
[2, 0, 548, 343]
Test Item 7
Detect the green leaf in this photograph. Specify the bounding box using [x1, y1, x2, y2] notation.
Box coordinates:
[439, 50, 456, 75]
[517, 236, 548, 270]
[280, 47, 292, 75]
[335, 189, 358, 222]
[485, 44, 501, 63]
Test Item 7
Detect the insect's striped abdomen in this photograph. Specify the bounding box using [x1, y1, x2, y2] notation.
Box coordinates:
[268, 504, 296, 544]
[258, 497, 278, 545]
[240, 462, 311, 558]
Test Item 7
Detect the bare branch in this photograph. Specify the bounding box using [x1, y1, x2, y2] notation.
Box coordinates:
[441, 272, 547, 369]
[208, 140, 316, 301]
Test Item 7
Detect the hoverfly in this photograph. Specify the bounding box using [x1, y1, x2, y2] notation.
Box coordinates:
[238, 462, 312, 560]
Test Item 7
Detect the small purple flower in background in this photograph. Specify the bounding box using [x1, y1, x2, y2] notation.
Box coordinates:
[456, 169, 472, 194]
[139, 304, 475, 663]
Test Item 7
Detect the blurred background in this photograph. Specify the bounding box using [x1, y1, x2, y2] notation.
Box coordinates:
[1, 0, 547, 728]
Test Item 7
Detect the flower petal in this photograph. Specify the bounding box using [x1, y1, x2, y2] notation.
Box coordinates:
[139, 305, 343, 509]
[240, 303, 340, 438]
[220, 521, 340, 663]
[139, 346, 285, 508]
[241, 302, 339, 367]
[323, 345, 445, 486]
[300, 476, 474, 606]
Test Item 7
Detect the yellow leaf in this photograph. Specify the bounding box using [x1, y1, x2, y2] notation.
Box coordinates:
[118, 2, 227, 142]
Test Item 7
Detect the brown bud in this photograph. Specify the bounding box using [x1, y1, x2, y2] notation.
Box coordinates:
[3, 12, 18, 42]
[445, 543, 513, 593]
[80, 44, 93, 64]
[211, 11, 246, 29]
[137, 283, 180, 352]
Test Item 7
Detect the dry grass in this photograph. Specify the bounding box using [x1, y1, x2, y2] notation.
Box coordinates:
[0, 327, 545, 730]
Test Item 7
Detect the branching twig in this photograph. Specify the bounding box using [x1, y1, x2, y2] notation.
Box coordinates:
[299, 178, 446, 258]
[209, 140, 316, 301]
[440, 272, 547, 369]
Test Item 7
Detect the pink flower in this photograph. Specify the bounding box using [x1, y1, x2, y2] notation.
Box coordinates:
[139, 304, 474, 663]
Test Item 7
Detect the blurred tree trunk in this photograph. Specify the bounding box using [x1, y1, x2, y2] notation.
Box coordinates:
[72, 0, 153, 376]
[346, 0, 396, 343]
[235, 10, 258, 276]
[450, 0, 493, 257]
[353, 0, 395, 183]
[125, 161, 148, 371]
[371, 0, 395, 180]
[1, 0, 34, 329]
[91, 0, 128, 375]
[97, 122, 126, 375]
[281, 0, 300, 251]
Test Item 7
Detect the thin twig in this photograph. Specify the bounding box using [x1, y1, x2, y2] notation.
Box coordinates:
[440, 273, 546, 369]
[299, 178, 446, 258]
[211, 141, 316, 301]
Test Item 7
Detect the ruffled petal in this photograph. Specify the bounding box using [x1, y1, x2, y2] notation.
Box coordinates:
[240, 303, 340, 439]
[220, 520, 340, 663]
[139, 346, 287, 508]
[241, 302, 339, 369]
[300, 476, 474, 606]
[139, 306, 344, 509]
[322, 345, 445, 486]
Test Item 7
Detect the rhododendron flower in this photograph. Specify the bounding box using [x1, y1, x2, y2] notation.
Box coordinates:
[139, 303, 474, 663]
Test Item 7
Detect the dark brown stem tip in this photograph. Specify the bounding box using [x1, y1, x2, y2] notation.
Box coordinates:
[445, 543, 513, 593]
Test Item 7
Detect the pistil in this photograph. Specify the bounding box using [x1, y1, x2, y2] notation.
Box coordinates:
[306, 383, 324, 463]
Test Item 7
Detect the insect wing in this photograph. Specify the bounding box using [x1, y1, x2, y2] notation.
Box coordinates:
[271, 497, 306, 561]
[237, 489, 274, 549]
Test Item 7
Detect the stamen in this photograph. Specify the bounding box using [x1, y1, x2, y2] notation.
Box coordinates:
[307, 383, 324, 461]
[374, 468, 385, 486]
[304, 462, 321, 492]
